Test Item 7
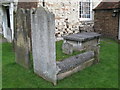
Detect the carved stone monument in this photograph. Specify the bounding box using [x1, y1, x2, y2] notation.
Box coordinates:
[31, 7, 57, 85]
[14, 8, 31, 69]
[62, 32, 100, 53]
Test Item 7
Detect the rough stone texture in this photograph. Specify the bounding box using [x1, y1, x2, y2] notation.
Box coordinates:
[14, 8, 31, 69]
[31, 7, 56, 85]
[62, 42, 73, 54]
[57, 58, 95, 80]
[94, 10, 119, 39]
[63, 32, 101, 42]
[38, 0, 100, 39]
[57, 51, 94, 74]
[0, 5, 12, 42]
[0, 6, 2, 34]
[62, 32, 100, 53]
[79, 21, 94, 33]
[18, 2, 38, 9]
[86, 45, 100, 64]
[6, 28, 12, 42]
[0, 24, 2, 35]
[17, 1, 101, 40]
[82, 38, 99, 49]
[0, 0, 14, 3]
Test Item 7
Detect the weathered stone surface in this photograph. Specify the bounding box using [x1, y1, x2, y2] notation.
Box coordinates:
[79, 21, 94, 32]
[62, 32, 100, 54]
[94, 9, 119, 39]
[6, 28, 12, 42]
[63, 32, 101, 42]
[37, 1, 101, 39]
[82, 38, 99, 49]
[86, 45, 100, 64]
[31, 7, 56, 85]
[57, 51, 94, 74]
[62, 42, 73, 54]
[63, 40, 83, 52]
[14, 8, 31, 69]
[57, 58, 95, 80]
[0, 6, 2, 34]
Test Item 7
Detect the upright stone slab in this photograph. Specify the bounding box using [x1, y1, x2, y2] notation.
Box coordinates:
[0, 6, 2, 34]
[14, 8, 31, 69]
[31, 7, 57, 85]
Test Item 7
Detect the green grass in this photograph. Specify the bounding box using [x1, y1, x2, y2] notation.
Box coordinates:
[0, 42, 2, 89]
[2, 38, 119, 88]
[0, 34, 3, 38]
[56, 40, 85, 61]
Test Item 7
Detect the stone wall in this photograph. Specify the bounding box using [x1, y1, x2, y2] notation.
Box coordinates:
[18, 2, 38, 9]
[94, 10, 119, 39]
[43, 0, 80, 38]
[17, 1, 102, 40]
[38, 0, 100, 40]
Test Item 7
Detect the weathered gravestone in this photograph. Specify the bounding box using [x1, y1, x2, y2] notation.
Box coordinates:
[14, 8, 32, 69]
[31, 7, 57, 85]
[62, 32, 100, 53]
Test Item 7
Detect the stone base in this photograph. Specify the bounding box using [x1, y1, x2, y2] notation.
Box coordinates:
[62, 32, 100, 55]
[62, 42, 73, 54]
[62, 38, 99, 54]
[15, 46, 30, 69]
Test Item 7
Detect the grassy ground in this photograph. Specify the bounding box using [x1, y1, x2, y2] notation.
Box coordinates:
[0, 41, 2, 89]
[2, 38, 119, 88]
[56, 40, 85, 61]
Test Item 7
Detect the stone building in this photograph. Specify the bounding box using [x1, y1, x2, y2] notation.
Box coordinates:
[0, 0, 17, 42]
[38, 0, 102, 40]
[0, 0, 103, 42]
[94, 1, 120, 40]
[1, 0, 102, 41]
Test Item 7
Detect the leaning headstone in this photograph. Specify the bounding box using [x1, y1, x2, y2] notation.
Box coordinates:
[14, 8, 31, 69]
[31, 7, 57, 85]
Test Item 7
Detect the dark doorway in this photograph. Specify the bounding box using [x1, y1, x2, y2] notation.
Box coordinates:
[5, 6, 10, 28]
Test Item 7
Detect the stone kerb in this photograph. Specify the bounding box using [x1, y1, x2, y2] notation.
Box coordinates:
[31, 7, 57, 85]
[56, 51, 95, 80]
[62, 32, 101, 54]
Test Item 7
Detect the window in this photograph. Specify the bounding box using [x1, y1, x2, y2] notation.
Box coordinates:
[79, 0, 92, 21]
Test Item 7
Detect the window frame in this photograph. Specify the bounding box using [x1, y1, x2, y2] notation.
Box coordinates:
[79, 0, 92, 21]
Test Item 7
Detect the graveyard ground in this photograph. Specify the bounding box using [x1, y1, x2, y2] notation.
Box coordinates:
[2, 38, 119, 88]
